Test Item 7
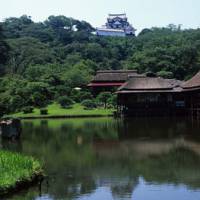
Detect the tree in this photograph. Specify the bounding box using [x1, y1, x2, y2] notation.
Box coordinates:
[0, 93, 11, 116]
[7, 37, 56, 74]
[97, 92, 112, 109]
[2, 15, 33, 38]
[63, 62, 92, 88]
[157, 71, 174, 79]
[81, 99, 96, 110]
[138, 28, 152, 36]
[58, 96, 74, 108]
[1, 15, 200, 116]
[45, 15, 72, 30]
[0, 25, 10, 75]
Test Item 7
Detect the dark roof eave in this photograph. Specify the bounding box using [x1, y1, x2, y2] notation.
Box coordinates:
[116, 89, 183, 94]
[182, 86, 200, 92]
[119, 87, 175, 91]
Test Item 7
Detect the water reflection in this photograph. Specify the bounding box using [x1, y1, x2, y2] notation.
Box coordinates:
[1, 117, 200, 200]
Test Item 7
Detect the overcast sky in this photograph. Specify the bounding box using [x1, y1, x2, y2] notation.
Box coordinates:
[1, 0, 200, 33]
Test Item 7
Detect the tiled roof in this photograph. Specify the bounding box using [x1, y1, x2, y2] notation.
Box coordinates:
[182, 71, 200, 89]
[119, 77, 182, 91]
[92, 70, 145, 82]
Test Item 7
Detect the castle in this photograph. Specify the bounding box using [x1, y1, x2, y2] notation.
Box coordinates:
[96, 14, 136, 37]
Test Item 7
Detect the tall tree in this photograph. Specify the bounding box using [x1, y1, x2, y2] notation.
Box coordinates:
[0, 24, 9, 75]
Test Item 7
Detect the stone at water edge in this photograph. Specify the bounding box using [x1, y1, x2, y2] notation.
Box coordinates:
[0, 118, 22, 140]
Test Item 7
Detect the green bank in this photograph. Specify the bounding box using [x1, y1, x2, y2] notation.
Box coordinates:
[0, 151, 43, 196]
[7, 103, 114, 119]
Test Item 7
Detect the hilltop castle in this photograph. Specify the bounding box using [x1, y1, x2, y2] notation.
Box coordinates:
[96, 14, 136, 37]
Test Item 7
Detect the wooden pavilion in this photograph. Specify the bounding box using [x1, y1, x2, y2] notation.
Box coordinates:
[88, 70, 145, 95]
[117, 76, 185, 116]
[116, 71, 200, 117]
[182, 71, 200, 118]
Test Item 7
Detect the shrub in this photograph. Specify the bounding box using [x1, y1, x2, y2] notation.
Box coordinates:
[40, 108, 48, 115]
[58, 96, 74, 108]
[81, 99, 96, 110]
[108, 94, 117, 108]
[22, 106, 34, 114]
[79, 91, 93, 102]
[31, 92, 49, 108]
[157, 71, 174, 79]
[96, 92, 112, 109]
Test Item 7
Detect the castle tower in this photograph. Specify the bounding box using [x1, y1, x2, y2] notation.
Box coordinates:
[96, 13, 136, 37]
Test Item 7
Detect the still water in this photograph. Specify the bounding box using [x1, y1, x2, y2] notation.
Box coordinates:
[1, 117, 200, 200]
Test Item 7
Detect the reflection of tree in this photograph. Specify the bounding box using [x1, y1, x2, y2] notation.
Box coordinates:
[45, 174, 96, 199]
[0, 138, 22, 152]
[110, 177, 139, 200]
[2, 118, 200, 199]
[6, 186, 40, 200]
[94, 144, 200, 189]
[137, 147, 200, 189]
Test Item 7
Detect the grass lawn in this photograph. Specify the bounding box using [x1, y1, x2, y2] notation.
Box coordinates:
[0, 151, 43, 195]
[7, 103, 115, 119]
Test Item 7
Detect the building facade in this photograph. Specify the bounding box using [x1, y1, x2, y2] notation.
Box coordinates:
[182, 72, 200, 117]
[116, 72, 200, 117]
[96, 14, 136, 37]
[88, 70, 144, 95]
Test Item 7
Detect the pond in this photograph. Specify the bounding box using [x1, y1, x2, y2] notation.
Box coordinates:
[1, 117, 200, 200]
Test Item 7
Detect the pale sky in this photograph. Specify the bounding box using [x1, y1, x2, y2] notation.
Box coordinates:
[0, 0, 200, 33]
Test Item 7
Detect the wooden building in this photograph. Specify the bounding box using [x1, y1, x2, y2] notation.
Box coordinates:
[117, 76, 185, 116]
[182, 72, 200, 118]
[88, 70, 144, 95]
[117, 71, 200, 117]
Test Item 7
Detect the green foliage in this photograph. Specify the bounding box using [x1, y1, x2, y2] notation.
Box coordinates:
[1, 15, 200, 115]
[22, 106, 34, 114]
[0, 93, 10, 117]
[7, 37, 56, 74]
[81, 99, 97, 110]
[97, 92, 112, 109]
[40, 108, 48, 115]
[0, 150, 42, 192]
[0, 25, 10, 75]
[71, 90, 93, 103]
[63, 62, 93, 88]
[58, 96, 74, 108]
[8, 103, 114, 118]
[157, 71, 174, 79]
[108, 94, 117, 108]
[2, 15, 33, 38]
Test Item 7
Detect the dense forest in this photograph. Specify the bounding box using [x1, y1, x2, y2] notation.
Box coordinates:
[0, 15, 200, 115]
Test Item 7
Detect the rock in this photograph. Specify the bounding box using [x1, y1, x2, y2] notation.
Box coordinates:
[0, 118, 22, 140]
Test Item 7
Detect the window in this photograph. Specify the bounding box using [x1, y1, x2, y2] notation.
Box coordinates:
[175, 101, 185, 107]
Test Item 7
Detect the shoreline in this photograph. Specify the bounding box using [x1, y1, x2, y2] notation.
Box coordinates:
[0, 172, 44, 198]
[10, 114, 114, 120]
[4, 103, 115, 120]
[0, 151, 43, 197]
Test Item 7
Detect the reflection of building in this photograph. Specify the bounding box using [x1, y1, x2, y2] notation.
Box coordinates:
[117, 71, 200, 117]
[96, 14, 136, 37]
[182, 71, 200, 117]
[88, 70, 144, 95]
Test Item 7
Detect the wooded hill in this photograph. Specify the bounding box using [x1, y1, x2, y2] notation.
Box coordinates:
[0, 15, 200, 115]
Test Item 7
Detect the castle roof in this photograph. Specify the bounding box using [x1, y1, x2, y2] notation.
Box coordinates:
[96, 27, 125, 33]
[108, 14, 127, 19]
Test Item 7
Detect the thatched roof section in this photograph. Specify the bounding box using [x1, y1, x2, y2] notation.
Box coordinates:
[182, 71, 200, 89]
[92, 70, 145, 82]
[118, 77, 183, 92]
